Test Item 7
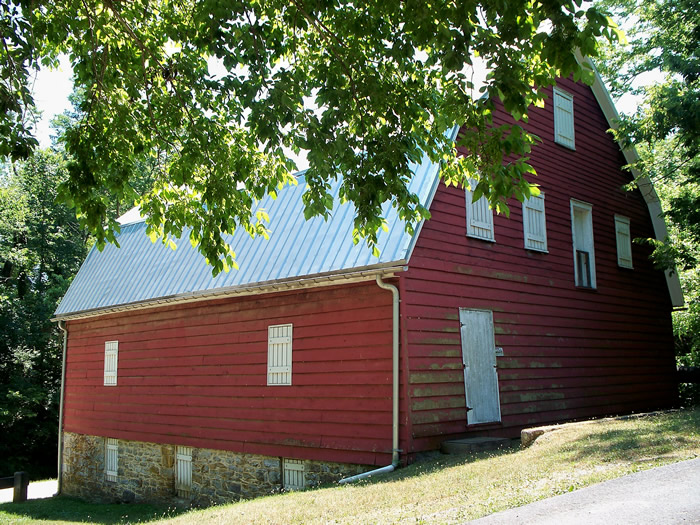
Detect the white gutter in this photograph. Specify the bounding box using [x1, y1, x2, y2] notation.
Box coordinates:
[56, 320, 68, 495]
[339, 275, 400, 484]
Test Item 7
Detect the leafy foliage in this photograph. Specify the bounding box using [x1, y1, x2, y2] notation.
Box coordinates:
[0, 150, 88, 478]
[2, 0, 621, 274]
[596, 0, 700, 403]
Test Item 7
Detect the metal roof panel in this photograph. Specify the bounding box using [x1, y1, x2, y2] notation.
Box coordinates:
[54, 132, 456, 318]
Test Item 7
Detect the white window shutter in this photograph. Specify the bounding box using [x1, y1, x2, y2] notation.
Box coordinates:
[176, 446, 193, 498]
[105, 438, 118, 482]
[283, 458, 305, 490]
[104, 341, 118, 386]
[465, 181, 495, 242]
[267, 324, 293, 386]
[522, 193, 548, 252]
[615, 215, 633, 268]
[553, 87, 575, 149]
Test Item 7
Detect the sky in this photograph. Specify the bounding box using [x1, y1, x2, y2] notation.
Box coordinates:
[32, 55, 74, 147]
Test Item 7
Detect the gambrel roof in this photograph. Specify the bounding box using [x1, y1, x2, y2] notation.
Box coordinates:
[55, 59, 685, 321]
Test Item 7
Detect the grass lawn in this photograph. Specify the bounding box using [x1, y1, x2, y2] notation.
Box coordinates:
[2, 408, 698, 524]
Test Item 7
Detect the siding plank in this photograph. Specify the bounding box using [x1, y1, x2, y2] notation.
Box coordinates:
[64, 281, 395, 466]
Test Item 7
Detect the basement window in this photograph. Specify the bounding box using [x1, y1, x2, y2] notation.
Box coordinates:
[105, 438, 118, 482]
[104, 341, 118, 386]
[175, 446, 193, 498]
[283, 458, 305, 490]
[571, 200, 596, 288]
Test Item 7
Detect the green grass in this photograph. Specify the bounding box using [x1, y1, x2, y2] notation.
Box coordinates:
[2, 408, 699, 525]
[0, 498, 184, 524]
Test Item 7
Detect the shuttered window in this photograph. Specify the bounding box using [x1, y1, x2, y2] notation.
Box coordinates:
[283, 458, 305, 490]
[465, 180, 495, 242]
[175, 446, 192, 498]
[522, 193, 548, 252]
[553, 87, 575, 150]
[105, 438, 118, 482]
[615, 215, 633, 269]
[571, 200, 596, 288]
[267, 324, 293, 386]
[104, 341, 118, 386]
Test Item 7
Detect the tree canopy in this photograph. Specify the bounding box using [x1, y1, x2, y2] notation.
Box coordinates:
[1, 1, 621, 274]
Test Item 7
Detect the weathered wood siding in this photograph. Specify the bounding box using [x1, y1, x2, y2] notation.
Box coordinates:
[63, 281, 399, 466]
[404, 78, 676, 452]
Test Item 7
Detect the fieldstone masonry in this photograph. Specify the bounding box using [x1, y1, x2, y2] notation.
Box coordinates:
[62, 432, 369, 505]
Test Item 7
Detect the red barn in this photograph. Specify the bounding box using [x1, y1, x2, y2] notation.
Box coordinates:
[54, 62, 683, 504]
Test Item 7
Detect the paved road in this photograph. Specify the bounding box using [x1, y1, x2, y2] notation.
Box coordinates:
[470, 458, 700, 524]
[0, 479, 57, 504]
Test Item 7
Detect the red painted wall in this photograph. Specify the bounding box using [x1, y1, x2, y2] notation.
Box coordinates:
[64, 281, 399, 466]
[404, 78, 677, 453]
[63, 77, 677, 465]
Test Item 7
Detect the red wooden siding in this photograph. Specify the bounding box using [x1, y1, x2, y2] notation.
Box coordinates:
[404, 78, 676, 453]
[64, 281, 400, 466]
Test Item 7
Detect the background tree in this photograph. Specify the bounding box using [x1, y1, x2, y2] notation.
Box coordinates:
[0, 150, 88, 478]
[0, 91, 158, 475]
[2, 1, 622, 274]
[595, 0, 699, 403]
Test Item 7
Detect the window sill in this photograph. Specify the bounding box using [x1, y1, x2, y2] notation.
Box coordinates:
[466, 234, 496, 243]
[554, 139, 576, 151]
[465, 420, 503, 429]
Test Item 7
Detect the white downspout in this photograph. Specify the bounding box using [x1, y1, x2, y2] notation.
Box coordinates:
[56, 320, 68, 495]
[339, 274, 400, 484]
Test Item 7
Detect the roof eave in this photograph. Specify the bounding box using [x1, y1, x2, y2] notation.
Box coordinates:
[52, 262, 407, 322]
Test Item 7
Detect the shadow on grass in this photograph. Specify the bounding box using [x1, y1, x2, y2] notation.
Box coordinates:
[0, 496, 188, 524]
[557, 408, 700, 464]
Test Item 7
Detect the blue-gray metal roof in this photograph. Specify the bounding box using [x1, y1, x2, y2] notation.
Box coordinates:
[54, 137, 454, 318]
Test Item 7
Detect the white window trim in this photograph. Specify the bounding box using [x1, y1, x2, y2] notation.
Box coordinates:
[522, 192, 548, 252]
[175, 446, 193, 498]
[615, 215, 634, 269]
[465, 180, 495, 242]
[104, 340, 118, 386]
[283, 458, 305, 490]
[553, 87, 575, 150]
[267, 323, 293, 386]
[105, 438, 118, 482]
[571, 199, 596, 289]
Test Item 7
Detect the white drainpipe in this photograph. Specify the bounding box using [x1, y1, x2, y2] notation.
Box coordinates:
[339, 274, 400, 484]
[56, 320, 68, 495]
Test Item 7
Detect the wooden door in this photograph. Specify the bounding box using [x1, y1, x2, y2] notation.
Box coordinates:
[459, 308, 501, 425]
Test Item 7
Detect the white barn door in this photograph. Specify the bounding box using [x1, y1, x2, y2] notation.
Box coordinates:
[459, 308, 501, 425]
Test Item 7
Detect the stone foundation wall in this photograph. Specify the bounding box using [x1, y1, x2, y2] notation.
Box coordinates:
[62, 432, 369, 505]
